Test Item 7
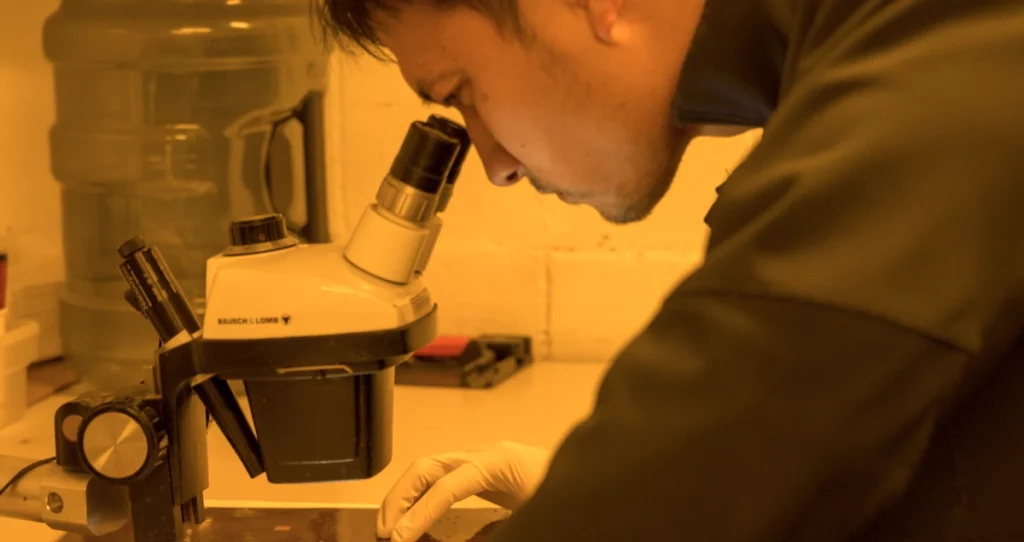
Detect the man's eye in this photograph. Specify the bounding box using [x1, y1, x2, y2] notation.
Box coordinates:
[440, 85, 463, 107]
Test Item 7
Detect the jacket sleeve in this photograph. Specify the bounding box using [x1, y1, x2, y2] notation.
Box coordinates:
[488, 4, 1024, 540]
[492, 295, 971, 541]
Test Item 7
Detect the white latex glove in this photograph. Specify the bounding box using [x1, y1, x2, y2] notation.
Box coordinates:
[376, 441, 551, 542]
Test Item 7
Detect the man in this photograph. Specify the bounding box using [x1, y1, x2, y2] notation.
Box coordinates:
[317, 0, 1024, 540]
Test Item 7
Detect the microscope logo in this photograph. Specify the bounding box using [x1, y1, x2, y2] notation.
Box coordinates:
[216, 314, 291, 325]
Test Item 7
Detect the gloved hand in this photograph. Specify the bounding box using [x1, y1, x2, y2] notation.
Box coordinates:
[376, 441, 552, 542]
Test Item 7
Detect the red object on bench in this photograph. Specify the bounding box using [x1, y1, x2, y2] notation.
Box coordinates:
[415, 335, 473, 358]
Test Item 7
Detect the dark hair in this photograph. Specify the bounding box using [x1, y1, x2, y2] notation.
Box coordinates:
[315, 0, 523, 60]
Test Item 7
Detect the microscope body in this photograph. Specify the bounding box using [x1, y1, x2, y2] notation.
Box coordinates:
[201, 227, 438, 484]
[0, 115, 472, 542]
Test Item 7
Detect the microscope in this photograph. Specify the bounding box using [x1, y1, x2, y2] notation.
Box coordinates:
[0, 115, 472, 541]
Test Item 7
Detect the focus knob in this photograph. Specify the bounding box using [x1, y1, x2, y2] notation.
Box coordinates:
[224, 213, 298, 256]
[79, 402, 164, 484]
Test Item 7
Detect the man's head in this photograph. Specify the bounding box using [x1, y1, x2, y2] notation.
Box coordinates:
[318, 0, 706, 223]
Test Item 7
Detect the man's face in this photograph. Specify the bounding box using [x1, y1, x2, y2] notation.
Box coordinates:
[377, 0, 704, 223]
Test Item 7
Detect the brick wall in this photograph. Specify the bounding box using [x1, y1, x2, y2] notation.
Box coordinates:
[325, 55, 763, 363]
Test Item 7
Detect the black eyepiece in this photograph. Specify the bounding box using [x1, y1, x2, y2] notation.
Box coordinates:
[426, 115, 471, 185]
[388, 121, 461, 195]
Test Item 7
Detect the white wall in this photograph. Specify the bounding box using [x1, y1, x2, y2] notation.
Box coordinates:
[0, 1, 64, 359]
[326, 54, 761, 362]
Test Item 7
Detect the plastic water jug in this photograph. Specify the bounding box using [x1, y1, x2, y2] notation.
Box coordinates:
[43, 0, 331, 391]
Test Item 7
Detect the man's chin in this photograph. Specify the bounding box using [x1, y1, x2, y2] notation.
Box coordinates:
[554, 176, 671, 224]
[592, 201, 652, 225]
[600, 169, 678, 224]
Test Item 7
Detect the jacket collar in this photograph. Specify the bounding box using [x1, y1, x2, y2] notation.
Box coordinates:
[671, 0, 790, 129]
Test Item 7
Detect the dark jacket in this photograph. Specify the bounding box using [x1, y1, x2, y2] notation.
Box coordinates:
[491, 0, 1024, 540]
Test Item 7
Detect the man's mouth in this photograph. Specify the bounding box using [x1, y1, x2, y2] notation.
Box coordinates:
[527, 176, 584, 204]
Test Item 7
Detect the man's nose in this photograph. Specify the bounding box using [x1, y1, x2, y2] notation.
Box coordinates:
[463, 115, 525, 187]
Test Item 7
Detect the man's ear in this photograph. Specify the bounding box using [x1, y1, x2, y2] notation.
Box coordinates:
[576, 0, 626, 44]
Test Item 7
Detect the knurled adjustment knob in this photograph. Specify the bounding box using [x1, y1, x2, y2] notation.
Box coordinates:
[79, 401, 164, 485]
[224, 213, 297, 256]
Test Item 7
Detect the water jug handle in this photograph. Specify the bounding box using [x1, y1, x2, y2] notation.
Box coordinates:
[264, 90, 331, 244]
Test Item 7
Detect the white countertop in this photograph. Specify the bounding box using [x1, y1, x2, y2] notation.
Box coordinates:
[0, 360, 610, 541]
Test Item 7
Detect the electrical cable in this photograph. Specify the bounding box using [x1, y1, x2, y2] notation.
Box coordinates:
[0, 456, 56, 496]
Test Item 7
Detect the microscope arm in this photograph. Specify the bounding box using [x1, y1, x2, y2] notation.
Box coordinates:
[0, 240, 257, 541]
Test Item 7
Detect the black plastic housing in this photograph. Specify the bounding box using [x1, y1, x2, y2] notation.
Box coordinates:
[243, 367, 395, 483]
